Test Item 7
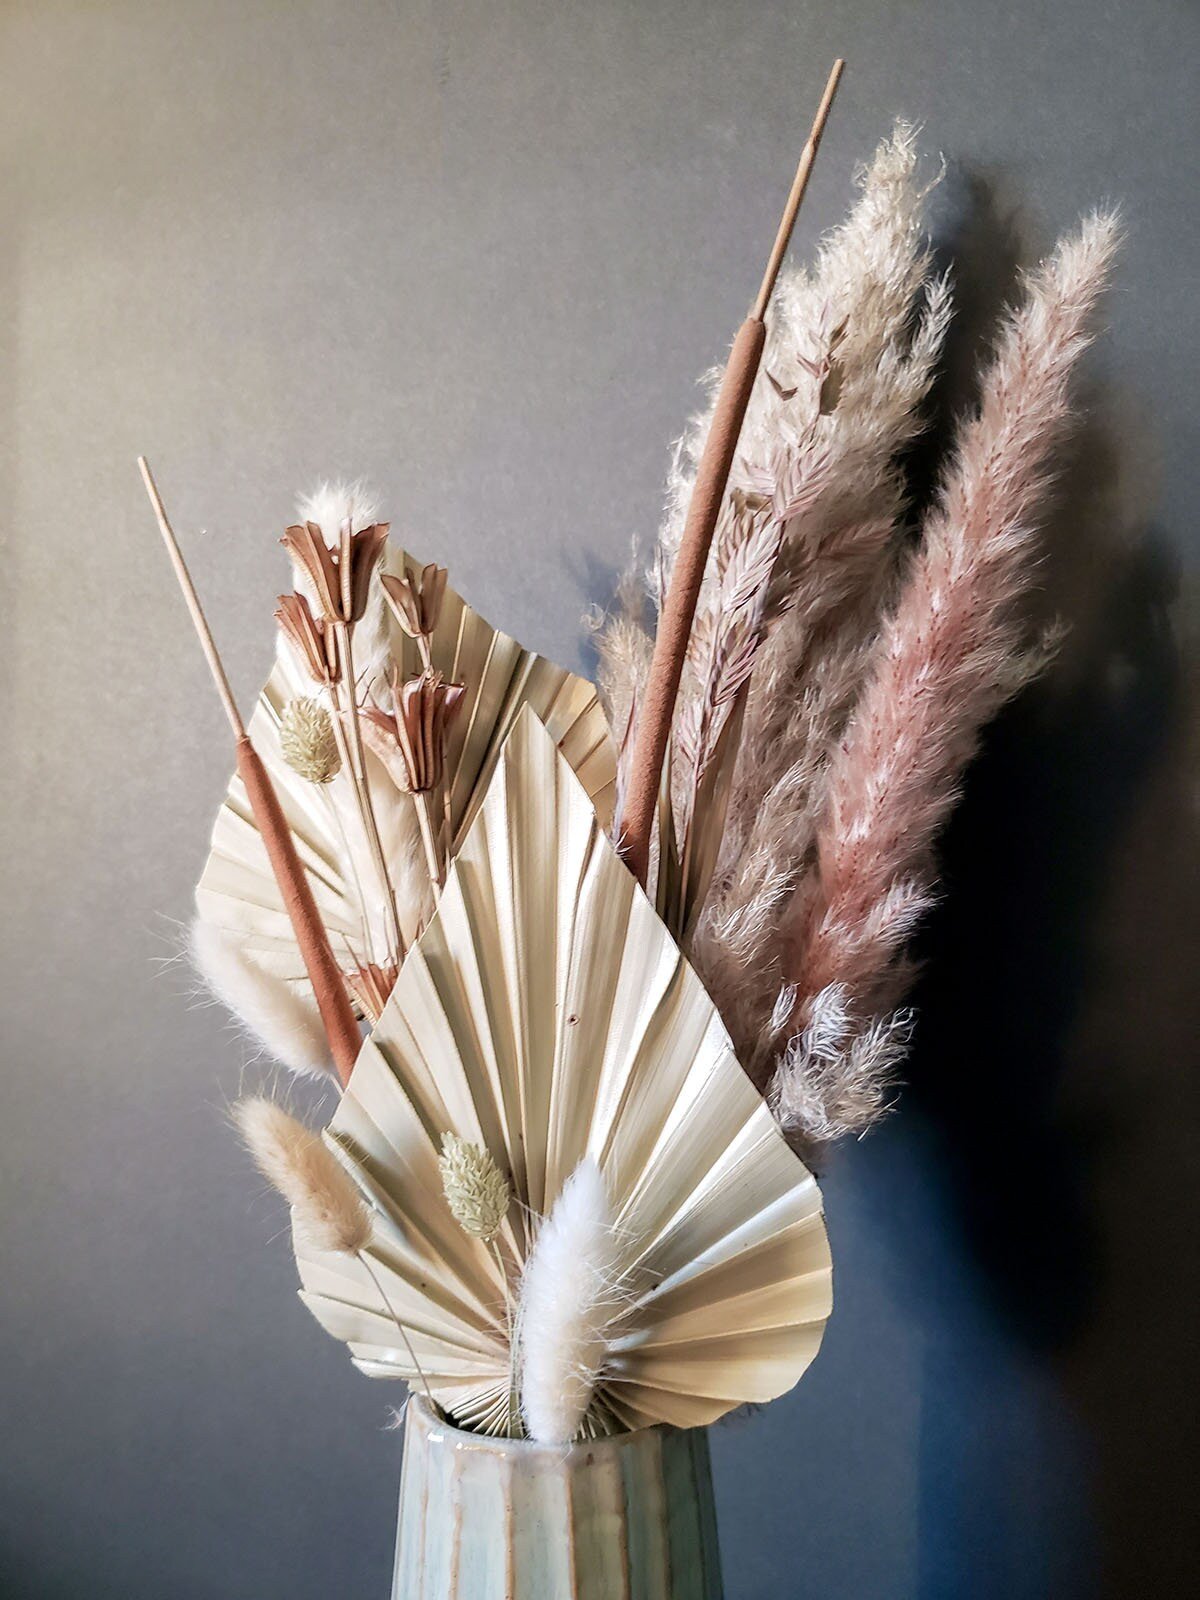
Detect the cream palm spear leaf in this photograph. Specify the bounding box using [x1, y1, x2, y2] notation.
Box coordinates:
[195, 546, 616, 980]
[294, 708, 832, 1436]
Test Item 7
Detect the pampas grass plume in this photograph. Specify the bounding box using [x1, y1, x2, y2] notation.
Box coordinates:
[781, 212, 1121, 1031]
[233, 1096, 371, 1255]
[189, 917, 333, 1080]
[517, 1158, 621, 1445]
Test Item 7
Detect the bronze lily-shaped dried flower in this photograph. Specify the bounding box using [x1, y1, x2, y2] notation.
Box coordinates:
[275, 592, 340, 684]
[381, 562, 449, 641]
[362, 669, 466, 793]
[281, 519, 390, 625]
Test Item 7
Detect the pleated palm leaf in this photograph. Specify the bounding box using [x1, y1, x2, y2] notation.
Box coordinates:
[195, 547, 616, 982]
[295, 708, 832, 1436]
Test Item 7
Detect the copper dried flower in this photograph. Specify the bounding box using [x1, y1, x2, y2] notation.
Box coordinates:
[363, 670, 466, 793]
[381, 562, 448, 641]
[275, 592, 340, 684]
[344, 962, 398, 1025]
[281, 519, 390, 625]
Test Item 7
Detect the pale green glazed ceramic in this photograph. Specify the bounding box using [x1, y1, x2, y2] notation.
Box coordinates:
[393, 1397, 724, 1599]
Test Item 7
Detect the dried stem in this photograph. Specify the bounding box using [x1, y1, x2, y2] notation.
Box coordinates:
[617, 60, 845, 885]
[752, 59, 846, 321]
[415, 790, 443, 889]
[333, 623, 403, 963]
[359, 1253, 435, 1410]
[138, 456, 245, 739]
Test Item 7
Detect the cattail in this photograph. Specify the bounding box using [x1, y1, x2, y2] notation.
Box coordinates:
[438, 1134, 511, 1243]
[279, 697, 341, 784]
[516, 1158, 621, 1445]
[189, 917, 333, 1080]
[596, 125, 951, 1065]
[233, 1096, 371, 1255]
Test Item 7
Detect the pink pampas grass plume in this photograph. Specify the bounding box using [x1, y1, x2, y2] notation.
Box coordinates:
[776, 213, 1121, 1098]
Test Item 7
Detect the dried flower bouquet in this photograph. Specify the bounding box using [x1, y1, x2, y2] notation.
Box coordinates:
[149, 69, 1118, 1585]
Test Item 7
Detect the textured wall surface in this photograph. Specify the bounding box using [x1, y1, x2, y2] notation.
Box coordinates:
[1, 3, 1197, 1597]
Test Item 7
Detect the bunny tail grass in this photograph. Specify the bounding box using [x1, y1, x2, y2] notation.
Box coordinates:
[233, 1096, 371, 1256]
[189, 917, 334, 1080]
[516, 1158, 621, 1445]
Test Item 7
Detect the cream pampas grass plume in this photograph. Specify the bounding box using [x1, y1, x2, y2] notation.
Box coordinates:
[189, 917, 333, 1080]
[233, 1096, 371, 1255]
[597, 125, 951, 1048]
[517, 1158, 622, 1445]
[772, 212, 1121, 1133]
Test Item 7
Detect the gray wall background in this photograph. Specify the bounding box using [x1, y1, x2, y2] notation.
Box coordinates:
[2, 2, 1197, 1596]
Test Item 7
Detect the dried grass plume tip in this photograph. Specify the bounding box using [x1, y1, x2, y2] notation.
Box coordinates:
[280, 697, 341, 784]
[438, 1133, 510, 1242]
[233, 1096, 371, 1255]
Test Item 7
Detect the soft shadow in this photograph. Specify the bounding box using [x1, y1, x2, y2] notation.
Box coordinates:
[881, 168, 1200, 1596]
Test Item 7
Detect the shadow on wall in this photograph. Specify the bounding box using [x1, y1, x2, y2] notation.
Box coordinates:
[579, 166, 1196, 1600]
[889, 167, 1200, 1599]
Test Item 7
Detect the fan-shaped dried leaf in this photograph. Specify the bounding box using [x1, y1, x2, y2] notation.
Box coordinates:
[293, 709, 831, 1435]
[195, 548, 616, 983]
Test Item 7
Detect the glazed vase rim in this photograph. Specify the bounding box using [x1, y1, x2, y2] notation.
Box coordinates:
[406, 1392, 691, 1460]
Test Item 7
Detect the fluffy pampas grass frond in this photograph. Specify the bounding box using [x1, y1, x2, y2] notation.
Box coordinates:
[771, 212, 1121, 1125]
[233, 1096, 372, 1255]
[678, 124, 951, 1072]
[770, 983, 913, 1145]
[516, 1158, 622, 1445]
[189, 917, 333, 1080]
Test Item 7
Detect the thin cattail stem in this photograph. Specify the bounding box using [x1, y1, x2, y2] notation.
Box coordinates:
[359, 1253, 436, 1410]
[138, 456, 245, 740]
[751, 60, 845, 321]
[139, 457, 362, 1085]
[617, 61, 844, 886]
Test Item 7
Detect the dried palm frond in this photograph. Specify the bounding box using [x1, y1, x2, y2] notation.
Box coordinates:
[292, 710, 831, 1436]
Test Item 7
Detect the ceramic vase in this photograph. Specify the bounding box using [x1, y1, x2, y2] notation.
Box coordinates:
[393, 1396, 724, 1599]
